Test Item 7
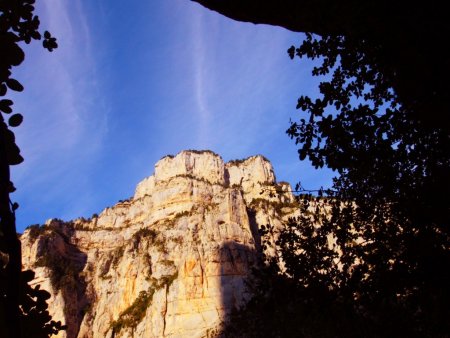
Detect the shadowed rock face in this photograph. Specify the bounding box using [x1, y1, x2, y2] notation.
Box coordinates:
[21, 150, 299, 338]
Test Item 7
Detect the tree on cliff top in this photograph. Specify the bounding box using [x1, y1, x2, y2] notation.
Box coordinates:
[192, 1, 450, 336]
[1, 1, 61, 337]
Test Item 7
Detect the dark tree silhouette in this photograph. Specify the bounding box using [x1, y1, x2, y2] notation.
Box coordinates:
[191, 0, 450, 130]
[0, 1, 59, 337]
[1, 269, 66, 337]
[279, 31, 449, 335]
[192, 1, 450, 336]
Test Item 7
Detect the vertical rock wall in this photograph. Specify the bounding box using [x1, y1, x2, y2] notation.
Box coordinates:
[21, 150, 299, 338]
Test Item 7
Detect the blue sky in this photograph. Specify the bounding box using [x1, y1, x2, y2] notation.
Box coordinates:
[11, 0, 333, 233]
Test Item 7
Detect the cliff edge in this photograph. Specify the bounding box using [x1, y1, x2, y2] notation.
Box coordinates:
[21, 150, 298, 338]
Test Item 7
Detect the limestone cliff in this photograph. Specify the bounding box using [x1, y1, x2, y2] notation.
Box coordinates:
[21, 150, 299, 338]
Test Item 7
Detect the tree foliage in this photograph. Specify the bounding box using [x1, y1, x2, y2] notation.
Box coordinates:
[286, 31, 449, 333]
[192, 2, 450, 337]
[192, 1, 450, 130]
[17, 270, 66, 337]
[1, 1, 59, 336]
[232, 30, 450, 337]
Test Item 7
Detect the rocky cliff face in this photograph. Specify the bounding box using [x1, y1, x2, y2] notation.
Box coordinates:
[21, 150, 299, 338]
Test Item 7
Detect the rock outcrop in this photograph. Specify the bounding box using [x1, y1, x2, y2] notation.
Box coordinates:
[21, 150, 299, 338]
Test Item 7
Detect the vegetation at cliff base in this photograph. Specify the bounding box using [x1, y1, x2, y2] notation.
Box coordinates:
[110, 289, 155, 333]
[110, 272, 178, 334]
[32, 226, 86, 294]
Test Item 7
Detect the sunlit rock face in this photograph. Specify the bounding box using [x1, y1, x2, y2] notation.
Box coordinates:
[21, 150, 299, 338]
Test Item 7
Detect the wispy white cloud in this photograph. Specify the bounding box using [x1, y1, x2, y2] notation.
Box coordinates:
[186, 9, 300, 155]
[10, 0, 333, 231]
[11, 0, 109, 229]
[183, 5, 334, 188]
[191, 10, 213, 146]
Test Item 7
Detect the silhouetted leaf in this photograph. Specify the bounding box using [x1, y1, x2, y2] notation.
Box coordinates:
[287, 45, 295, 59]
[22, 270, 35, 282]
[43, 36, 58, 51]
[0, 99, 13, 113]
[6, 79, 24, 92]
[0, 84, 6, 96]
[299, 149, 307, 160]
[0, 33, 25, 66]
[9, 152, 24, 165]
[1, 128, 23, 165]
[8, 181, 16, 193]
[8, 113, 23, 127]
[31, 30, 41, 40]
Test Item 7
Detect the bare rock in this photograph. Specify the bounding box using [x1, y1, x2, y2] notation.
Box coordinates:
[21, 150, 297, 338]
